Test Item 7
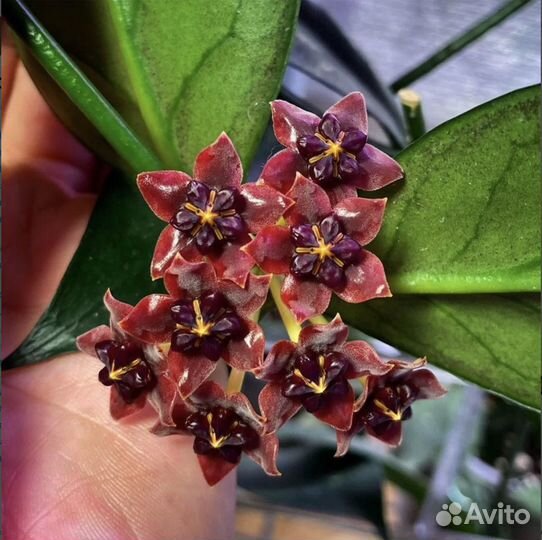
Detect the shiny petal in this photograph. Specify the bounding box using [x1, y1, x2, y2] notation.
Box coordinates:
[325, 92, 368, 134]
[147, 369, 179, 426]
[136, 170, 191, 221]
[254, 340, 297, 380]
[163, 255, 218, 298]
[260, 148, 307, 194]
[281, 275, 332, 323]
[241, 184, 294, 234]
[227, 391, 263, 425]
[119, 294, 176, 344]
[270, 100, 320, 149]
[151, 226, 189, 280]
[334, 197, 387, 246]
[350, 144, 404, 191]
[326, 184, 358, 206]
[168, 350, 217, 399]
[408, 369, 448, 400]
[335, 413, 364, 457]
[76, 325, 113, 357]
[335, 251, 391, 304]
[209, 243, 255, 287]
[285, 174, 332, 226]
[245, 432, 281, 476]
[258, 382, 301, 433]
[222, 274, 271, 319]
[367, 420, 403, 447]
[150, 396, 195, 435]
[341, 341, 391, 378]
[298, 314, 349, 351]
[104, 290, 133, 331]
[223, 320, 265, 371]
[242, 226, 292, 275]
[193, 132, 242, 189]
[109, 386, 146, 421]
[197, 454, 238, 486]
[312, 383, 355, 431]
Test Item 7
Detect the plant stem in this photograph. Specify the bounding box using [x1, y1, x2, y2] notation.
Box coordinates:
[398, 89, 426, 142]
[390, 0, 533, 92]
[4, 0, 164, 173]
[269, 276, 302, 342]
[309, 314, 329, 325]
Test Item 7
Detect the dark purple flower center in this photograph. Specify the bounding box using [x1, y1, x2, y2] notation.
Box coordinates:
[296, 113, 367, 186]
[95, 340, 156, 403]
[290, 214, 362, 290]
[363, 383, 416, 428]
[185, 406, 259, 463]
[170, 291, 247, 362]
[170, 180, 248, 254]
[282, 350, 349, 413]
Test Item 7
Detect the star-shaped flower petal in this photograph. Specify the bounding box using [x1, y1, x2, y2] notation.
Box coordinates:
[262, 92, 403, 204]
[255, 315, 391, 433]
[137, 133, 293, 285]
[119, 255, 270, 398]
[336, 358, 447, 453]
[152, 381, 280, 486]
[244, 174, 390, 322]
[76, 290, 177, 423]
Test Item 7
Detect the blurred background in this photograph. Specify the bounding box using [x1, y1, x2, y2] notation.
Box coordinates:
[238, 1, 541, 539]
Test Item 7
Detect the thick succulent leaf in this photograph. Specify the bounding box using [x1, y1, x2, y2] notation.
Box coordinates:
[373, 86, 540, 294]
[14, 0, 300, 171]
[333, 87, 541, 410]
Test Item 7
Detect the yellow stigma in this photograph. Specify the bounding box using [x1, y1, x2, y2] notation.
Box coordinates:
[190, 299, 214, 337]
[294, 225, 345, 274]
[294, 355, 328, 394]
[207, 412, 227, 449]
[183, 189, 225, 240]
[108, 358, 142, 381]
[373, 399, 402, 422]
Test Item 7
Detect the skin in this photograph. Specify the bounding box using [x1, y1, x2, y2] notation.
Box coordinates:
[2, 25, 236, 540]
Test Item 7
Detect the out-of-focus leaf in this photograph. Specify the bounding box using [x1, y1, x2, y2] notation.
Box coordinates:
[333, 87, 541, 410]
[13, 0, 300, 171]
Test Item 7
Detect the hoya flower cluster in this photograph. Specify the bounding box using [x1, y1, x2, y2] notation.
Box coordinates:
[77, 93, 446, 486]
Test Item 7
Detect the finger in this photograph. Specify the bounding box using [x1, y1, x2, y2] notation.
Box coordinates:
[2, 21, 19, 119]
[2, 353, 237, 540]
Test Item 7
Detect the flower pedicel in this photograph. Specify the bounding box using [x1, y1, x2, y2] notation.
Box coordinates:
[77, 94, 446, 486]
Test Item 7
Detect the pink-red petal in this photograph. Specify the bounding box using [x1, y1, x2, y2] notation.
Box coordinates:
[312, 383, 355, 431]
[341, 341, 391, 379]
[258, 382, 301, 434]
[193, 132, 242, 189]
[76, 325, 113, 357]
[168, 350, 217, 399]
[281, 275, 332, 323]
[222, 273, 271, 319]
[151, 226, 189, 280]
[208, 243, 255, 287]
[367, 421, 403, 447]
[242, 226, 292, 275]
[246, 432, 281, 476]
[335, 251, 391, 304]
[350, 144, 404, 191]
[260, 148, 306, 194]
[223, 320, 265, 372]
[298, 313, 349, 351]
[109, 386, 147, 421]
[137, 170, 191, 221]
[334, 197, 387, 246]
[241, 183, 294, 234]
[163, 255, 218, 298]
[270, 100, 320, 149]
[197, 454, 238, 486]
[285, 174, 332, 226]
[408, 369, 447, 400]
[325, 92, 368, 134]
[104, 290, 133, 329]
[254, 340, 298, 380]
[119, 294, 176, 344]
[326, 183, 359, 206]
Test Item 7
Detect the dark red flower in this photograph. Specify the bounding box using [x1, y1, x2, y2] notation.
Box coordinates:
[137, 133, 293, 285]
[76, 290, 177, 422]
[336, 358, 447, 453]
[256, 315, 391, 433]
[152, 381, 280, 486]
[119, 255, 270, 398]
[243, 174, 390, 322]
[262, 92, 403, 203]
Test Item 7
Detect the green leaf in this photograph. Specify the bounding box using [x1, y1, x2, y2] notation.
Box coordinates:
[334, 86, 541, 410]
[12, 0, 300, 172]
